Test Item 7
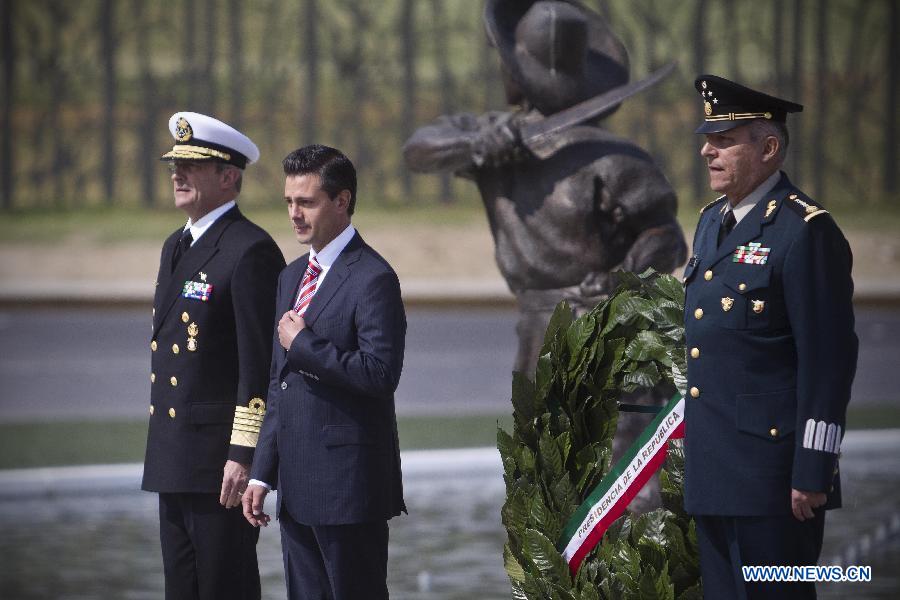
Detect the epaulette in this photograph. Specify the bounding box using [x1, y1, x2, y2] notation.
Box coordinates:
[783, 191, 829, 222]
[699, 195, 726, 215]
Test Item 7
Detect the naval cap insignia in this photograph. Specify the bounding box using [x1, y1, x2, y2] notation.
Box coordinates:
[704, 101, 713, 116]
[175, 117, 193, 142]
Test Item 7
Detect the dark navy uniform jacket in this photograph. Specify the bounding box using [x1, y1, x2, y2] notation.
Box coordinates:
[251, 232, 407, 525]
[142, 206, 285, 493]
[683, 172, 857, 516]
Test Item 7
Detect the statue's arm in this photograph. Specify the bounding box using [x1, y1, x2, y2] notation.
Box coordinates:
[580, 157, 688, 296]
[402, 111, 523, 174]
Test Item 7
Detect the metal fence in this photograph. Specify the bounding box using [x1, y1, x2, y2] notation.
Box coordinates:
[1, 0, 897, 210]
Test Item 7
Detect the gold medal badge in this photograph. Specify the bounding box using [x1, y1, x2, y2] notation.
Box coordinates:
[721, 297, 734, 312]
[175, 117, 193, 142]
[752, 300, 765, 314]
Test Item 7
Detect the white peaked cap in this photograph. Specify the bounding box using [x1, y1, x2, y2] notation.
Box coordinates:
[160, 111, 260, 168]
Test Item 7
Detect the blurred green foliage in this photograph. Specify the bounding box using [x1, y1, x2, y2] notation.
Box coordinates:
[1, 0, 897, 212]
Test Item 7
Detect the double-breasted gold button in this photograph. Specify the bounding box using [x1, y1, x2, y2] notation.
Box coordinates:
[170, 376, 178, 387]
[172, 344, 180, 354]
[690, 347, 700, 359]
[704, 270, 713, 281]
[150, 373, 156, 383]
[168, 408, 176, 418]
[149, 405, 155, 415]
[690, 387, 700, 398]
[181, 312, 190, 323]
[151, 340, 158, 351]
[738, 283, 747, 292]
[694, 308, 704, 319]
[769, 427, 778, 437]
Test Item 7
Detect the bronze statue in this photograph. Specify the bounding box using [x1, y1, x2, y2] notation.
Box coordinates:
[403, 0, 687, 511]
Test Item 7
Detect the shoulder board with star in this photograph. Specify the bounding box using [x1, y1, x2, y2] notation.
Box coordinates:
[699, 195, 727, 215]
[782, 191, 829, 222]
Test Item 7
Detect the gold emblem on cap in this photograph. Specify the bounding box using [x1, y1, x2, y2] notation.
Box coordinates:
[187, 337, 198, 352]
[701, 81, 708, 89]
[721, 297, 734, 312]
[704, 101, 713, 116]
[765, 200, 778, 219]
[187, 322, 199, 337]
[182, 312, 190, 323]
[752, 299, 765, 314]
[175, 117, 193, 142]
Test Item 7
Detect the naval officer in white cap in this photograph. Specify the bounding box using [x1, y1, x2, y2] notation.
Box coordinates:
[142, 112, 285, 600]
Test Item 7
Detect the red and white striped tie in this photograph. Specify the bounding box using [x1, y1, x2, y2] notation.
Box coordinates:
[293, 257, 322, 316]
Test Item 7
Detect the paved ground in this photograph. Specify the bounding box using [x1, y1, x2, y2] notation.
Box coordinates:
[0, 306, 897, 423]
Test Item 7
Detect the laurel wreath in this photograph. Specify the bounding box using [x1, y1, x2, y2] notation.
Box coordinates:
[498, 270, 702, 600]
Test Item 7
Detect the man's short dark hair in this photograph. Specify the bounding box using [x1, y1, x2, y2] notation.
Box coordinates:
[282, 145, 357, 215]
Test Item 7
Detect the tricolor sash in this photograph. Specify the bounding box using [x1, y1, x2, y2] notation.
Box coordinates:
[558, 393, 686, 574]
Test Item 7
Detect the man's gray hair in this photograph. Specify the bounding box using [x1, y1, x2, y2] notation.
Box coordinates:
[750, 119, 789, 164]
[215, 163, 243, 193]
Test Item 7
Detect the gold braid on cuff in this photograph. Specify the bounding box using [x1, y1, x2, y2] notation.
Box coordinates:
[230, 398, 266, 448]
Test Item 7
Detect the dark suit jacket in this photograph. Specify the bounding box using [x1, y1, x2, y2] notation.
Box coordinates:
[142, 205, 285, 493]
[682, 173, 858, 516]
[251, 232, 407, 525]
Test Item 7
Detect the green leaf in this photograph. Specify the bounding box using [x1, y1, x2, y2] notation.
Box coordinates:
[624, 330, 669, 362]
[524, 528, 572, 585]
[512, 371, 537, 425]
[498, 426, 517, 462]
[676, 583, 703, 600]
[638, 563, 675, 600]
[567, 314, 596, 369]
[541, 301, 575, 356]
[535, 353, 555, 401]
[505, 543, 527, 582]
[652, 274, 685, 303]
[622, 362, 661, 390]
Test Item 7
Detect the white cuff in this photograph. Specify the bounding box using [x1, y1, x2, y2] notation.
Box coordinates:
[248, 479, 271, 491]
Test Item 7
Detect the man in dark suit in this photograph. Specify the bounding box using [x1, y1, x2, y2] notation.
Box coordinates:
[242, 145, 406, 600]
[143, 111, 286, 600]
[683, 76, 858, 599]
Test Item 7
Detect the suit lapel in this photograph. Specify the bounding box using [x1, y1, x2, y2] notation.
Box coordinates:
[154, 206, 240, 330]
[302, 233, 364, 325]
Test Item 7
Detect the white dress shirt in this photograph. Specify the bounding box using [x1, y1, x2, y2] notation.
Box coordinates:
[183, 200, 236, 243]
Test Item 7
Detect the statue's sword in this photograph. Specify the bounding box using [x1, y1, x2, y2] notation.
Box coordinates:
[519, 62, 677, 159]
